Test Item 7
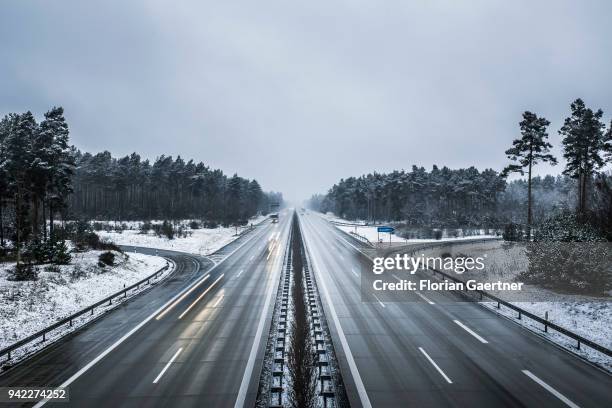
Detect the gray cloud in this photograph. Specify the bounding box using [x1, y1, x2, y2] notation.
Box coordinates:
[1, 0, 611, 201]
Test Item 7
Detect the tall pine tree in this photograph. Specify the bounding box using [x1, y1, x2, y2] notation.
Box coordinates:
[502, 111, 557, 238]
[559, 99, 606, 214]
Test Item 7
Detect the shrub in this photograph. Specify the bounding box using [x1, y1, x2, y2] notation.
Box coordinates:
[520, 211, 611, 295]
[140, 221, 152, 234]
[98, 251, 116, 267]
[8, 264, 39, 281]
[503, 223, 524, 241]
[189, 220, 200, 229]
[44, 264, 61, 272]
[203, 220, 219, 229]
[161, 221, 174, 239]
[52, 240, 72, 265]
[70, 264, 87, 280]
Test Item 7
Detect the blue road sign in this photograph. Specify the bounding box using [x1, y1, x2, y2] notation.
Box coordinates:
[377, 226, 394, 233]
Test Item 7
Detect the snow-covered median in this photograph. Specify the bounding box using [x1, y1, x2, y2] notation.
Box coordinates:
[0, 250, 169, 364]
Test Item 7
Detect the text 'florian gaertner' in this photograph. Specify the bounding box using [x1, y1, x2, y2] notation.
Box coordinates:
[373, 279, 524, 292]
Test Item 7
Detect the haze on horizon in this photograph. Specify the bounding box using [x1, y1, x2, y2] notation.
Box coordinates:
[1, 0, 611, 202]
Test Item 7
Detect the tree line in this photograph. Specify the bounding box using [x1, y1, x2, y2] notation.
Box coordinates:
[0, 107, 281, 267]
[68, 150, 282, 223]
[307, 98, 612, 239]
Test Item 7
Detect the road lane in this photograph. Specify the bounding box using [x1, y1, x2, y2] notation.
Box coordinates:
[42, 214, 291, 407]
[299, 212, 612, 408]
[1, 213, 292, 408]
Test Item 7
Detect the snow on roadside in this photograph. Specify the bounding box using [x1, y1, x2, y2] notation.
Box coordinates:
[481, 301, 612, 371]
[319, 212, 497, 244]
[0, 251, 169, 364]
[415, 240, 611, 371]
[97, 216, 267, 255]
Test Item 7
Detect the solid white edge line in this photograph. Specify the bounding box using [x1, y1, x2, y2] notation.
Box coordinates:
[351, 268, 359, 277]
[522, 370, 580, 408]
[178, 274, 224, 319]
[152, 347, 183, 384]
[300, 216, 373, 408]
[33, 223, 269, 408]
[237, 269, 244, 277]
[453, 320, 488, 344]
[418, 347, 453, 384]
[234, 217, 289, 408]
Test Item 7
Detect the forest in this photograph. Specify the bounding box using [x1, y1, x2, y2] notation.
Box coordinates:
[307, 99, 612, 241]
[0, 107, 281, 267]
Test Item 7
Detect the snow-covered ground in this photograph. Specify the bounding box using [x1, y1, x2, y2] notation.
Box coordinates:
[0, 250, 169, 364]
[321, 212, 498, 245]
[482, 301, 611, 371]
[97, 216, 267, 255]
[416, 240, 611, 370]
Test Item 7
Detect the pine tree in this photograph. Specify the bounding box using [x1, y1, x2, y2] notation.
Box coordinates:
[1, 112, 37, 265]
[604, 120, 612, 164]
[502, 111, 557, 238]
[38, 106, 74, 237]
[559, 99, 606, 214]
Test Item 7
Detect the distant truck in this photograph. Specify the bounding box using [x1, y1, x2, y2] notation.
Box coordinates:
[270, 213, 279, 223]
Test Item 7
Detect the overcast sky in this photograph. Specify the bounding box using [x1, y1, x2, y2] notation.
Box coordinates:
[1, 1, 611, 202]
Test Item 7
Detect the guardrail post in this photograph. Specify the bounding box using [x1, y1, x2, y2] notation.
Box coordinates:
[108, 299, 112, 306]
[497, 301, 500, 309]
[577, 340, 581, 350]
[42, 332, 46, 342]
[91, 307, 94, 316]
[7, 351, 10, 360]
[69, 318, 72, 327]
[518, 311, 521, 320]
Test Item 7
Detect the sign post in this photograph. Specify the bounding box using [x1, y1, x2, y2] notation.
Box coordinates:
[377, 226, 395, 246]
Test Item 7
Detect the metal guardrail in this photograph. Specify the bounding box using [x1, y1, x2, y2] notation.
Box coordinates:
[348, 231, 373, 246]
[367, 238, 611, 359]
[324, 217, 611, 359]
[1, 262, 170, 363]
[423, 265, 612, 358]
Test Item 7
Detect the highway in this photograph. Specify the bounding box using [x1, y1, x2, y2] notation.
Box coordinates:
[299, 212, 612, 408]
[0, 214, 292, 407]
[1, 209, 610, 408]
